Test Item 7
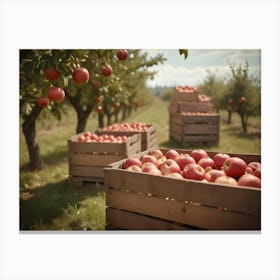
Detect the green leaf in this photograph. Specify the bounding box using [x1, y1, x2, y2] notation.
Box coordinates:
[179, 49, 189, 60]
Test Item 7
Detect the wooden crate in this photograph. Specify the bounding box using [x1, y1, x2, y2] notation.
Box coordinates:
[68, 133, 141, 186]
[170, 88, 199, 104]
[105, 149, 261, 230]
[169, 112, 220, 146]
[96, 124, 157, 151]
[169, 100, 214, 114]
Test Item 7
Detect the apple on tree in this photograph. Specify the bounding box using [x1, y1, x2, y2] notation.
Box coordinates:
[37, 97, 49, 108]
[101, 65, 113, 77]
[72, 67, 90, 84]
[44, 67, 60, 81]
[117, 49, 128, 60]
[47, 86, 65, 103]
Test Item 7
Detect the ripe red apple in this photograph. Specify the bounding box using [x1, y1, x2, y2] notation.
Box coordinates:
[101, 65, 113, 77]
[114, 102, 120, 109]
[248, 162, 261, 172]
[44, 67, 60, 81]
[223, 157, 247, 179]
[245, 166, 255, 175]
[182, 163, 205, 181]
[78, 135, 86, 142]
[240, 97, 246, 103]
[165, 172, 184, 179]
[149, 149, 163, 160]
[142, 165, 161, 175]
[205, 169, 225, 182]
[126, 165, 142, 172]
[198, 157, 215, 169]
[72, 67, 89, 84]
[158, 159, 181, 175]
[165, 149, 180, 160]
[37, 97, 49, 107]
[190, 149, 208, 163]
[47, 86, 65, 103]
[96, 96, 103, 104]
[238, 174, 261, 188]
[117, 49, 128, 60]
[175, 154, 196, 170]
[215, 176, 238, 186]
[96, 106, 103, 113]
[123, 158, 142, 169]
[213, 153, 230, 169]
[141, 155, 158, 166]
[255, 166, 261, 179]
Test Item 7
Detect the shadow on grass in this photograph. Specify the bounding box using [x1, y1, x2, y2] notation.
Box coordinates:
[20, 145, 68, 172]
[221, 126, 261, 139]
[20, 179, 104, 230]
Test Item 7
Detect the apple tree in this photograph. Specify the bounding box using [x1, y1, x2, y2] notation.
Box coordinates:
[226, 62, 261, 132]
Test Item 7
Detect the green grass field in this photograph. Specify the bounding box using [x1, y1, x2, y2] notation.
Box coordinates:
[20, 97, 261, 230]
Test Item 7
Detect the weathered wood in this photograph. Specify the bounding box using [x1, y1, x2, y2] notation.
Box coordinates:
[106, 207, 195, 230]
[105, 169, 261, 216]
[106, 189, 260, 230]
[183, 124, 219, 134]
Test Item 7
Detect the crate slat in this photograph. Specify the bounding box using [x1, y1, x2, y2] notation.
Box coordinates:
[183, 124, 219, 134]
[106, 207, 195, 230]
[105, 169, 261, 216]
[106, 188, 260, 230]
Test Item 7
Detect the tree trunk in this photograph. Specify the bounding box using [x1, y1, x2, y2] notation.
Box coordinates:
[22, 105, 43, 171]
[98, 113, 104, 128]
[241, 115, 247, 132]
[128, 107, 132, 117]
[106, 114, 112, 127]
[121, 107, 127, 121]
[227, 109, 232, 124]
[76, 113, 88, 134]
[114, 111, 119, 123]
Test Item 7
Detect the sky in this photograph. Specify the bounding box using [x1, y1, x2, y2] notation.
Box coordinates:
[145, 49, 261, 88]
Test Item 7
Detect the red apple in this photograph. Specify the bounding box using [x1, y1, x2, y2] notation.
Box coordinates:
[149, 149, 163, 160]
[72, 67, 89, 84]
[165, 149, 180, 160]
[198, 157, 215, 169]
[190, 149, 208, 163]
[126, 165, 142, 172]
[37, 97, 49, 107]
[223, 157, 247, 179]
[96, 106, 103, 113]
[213, 153, 230, 169]
[44, 67, 60, 81]
[248, 162, 261, 172]
[141, 155, 158, 166]
[117, 49, 128, 60]
[142, 165, 162, 175]
[158, 159, 181, 175]
[141, 162, 158, 170]
[245, 166, 255, 175]
[113, 102, 120, 110]
[215, 176, 238, 186]
[123, 158, 142, 169]
[205, 169, 225, 182]
[240, 97, 246, 103]
[175, 154, 196, 170]
[255, 167, 261, 179]
[157, 156, 167, 165]
[165, 172, 184, 179]
[47, 86, 65, 103]
[101, 65, 113, 77]
[182, 163, 205, 181]
[238, 174, 261, 188]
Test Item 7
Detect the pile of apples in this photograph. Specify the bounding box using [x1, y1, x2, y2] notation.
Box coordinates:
[181, 112, 215, 116]
[198, 94, 211, 102]
[175, 85, 198, 93]
[122, 149, 261, 188]
[101, 122, 149, 132]
[77, 131, 131, 143]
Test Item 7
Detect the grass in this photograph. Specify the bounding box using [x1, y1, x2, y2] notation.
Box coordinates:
[19, 97, 261, 230]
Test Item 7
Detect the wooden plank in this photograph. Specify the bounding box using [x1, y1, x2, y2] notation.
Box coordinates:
[69, 165, 106, 177]
[183, 124, 219, 134]
[169, 113, 183, 126]
[170, 129, 182, 142]
[178, 101, 214, 113]
[106, 189, 260, 230]
[106, 207, 195, 230]
[69, 176, 104, 187]
[170, 123, 182, 136]
[68, 153, 126, 166]
[104, 169, 261, 216]
[184, 135, 219, 143]
[182, 114, 220, 124]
